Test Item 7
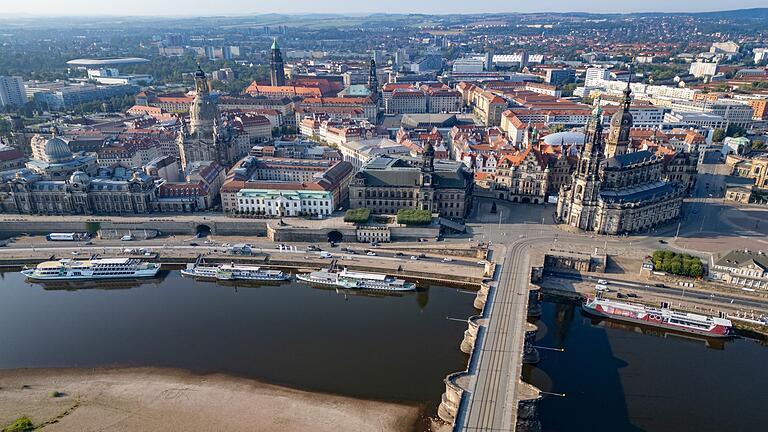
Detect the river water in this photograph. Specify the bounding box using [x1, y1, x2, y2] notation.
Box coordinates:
[0, 269, 472, 410]
[525, 298, 768, 432]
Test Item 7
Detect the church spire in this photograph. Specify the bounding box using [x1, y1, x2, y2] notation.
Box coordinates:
[622, 64, 633, 111]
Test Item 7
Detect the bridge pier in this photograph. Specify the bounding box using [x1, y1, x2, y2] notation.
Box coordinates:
[460, 315, 482, 354]
[516, 381, 543, 432]
[523, 322, 540, 364]
[528, 285, 542, 318]
[437, 372, 466, 424]
[473, 281, 490, 310]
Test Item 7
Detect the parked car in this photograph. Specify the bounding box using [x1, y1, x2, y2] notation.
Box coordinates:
[617, 293, 628, 299]
[442, 257, 453, 262]
[410, 256, 419, 260]
[598, 279, 608, 285]
[626, 293, 640, 298]
[366, 251, 376, 256]
[395, 252, 404, 256]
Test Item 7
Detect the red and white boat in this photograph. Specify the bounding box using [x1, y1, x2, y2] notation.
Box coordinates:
[583, 295, 733, 338]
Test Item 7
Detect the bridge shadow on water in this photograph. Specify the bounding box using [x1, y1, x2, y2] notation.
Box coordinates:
[523, 295, 644, 432]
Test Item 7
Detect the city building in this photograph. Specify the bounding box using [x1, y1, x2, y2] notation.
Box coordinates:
[348, 142, 473, 219]
[86, 68, 154, 86]
[0, 133, 175, 215]
[689, 61, 719, 79]
[0, 76, 27, 108]
[545, 68, 575, 86]
[453, 58, 485, 73]
[337, 138, 410, 170]
[25, 81, 138, 110]
[585, 67, 611, 87]
[556, 100, 684, 234]
[710, 250, 768, 290]
[233, 189, 334, 217]
[220, 155, 354, 215]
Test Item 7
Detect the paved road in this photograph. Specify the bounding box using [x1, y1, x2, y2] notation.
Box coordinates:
[546, 271, 768, 311]
[0, 242, 485, 269]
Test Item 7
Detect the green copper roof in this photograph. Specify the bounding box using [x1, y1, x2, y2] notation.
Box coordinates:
[271, 38, 279, 50]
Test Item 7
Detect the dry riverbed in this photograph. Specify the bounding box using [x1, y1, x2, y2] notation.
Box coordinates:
[0, 368, 421, 431]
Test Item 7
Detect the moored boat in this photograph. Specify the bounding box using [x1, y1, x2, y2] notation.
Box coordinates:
[21, 258, 161, 281]
[583, 295, 733, 338]
[296, 268, 415, 292]
[181, 262, 290, 281]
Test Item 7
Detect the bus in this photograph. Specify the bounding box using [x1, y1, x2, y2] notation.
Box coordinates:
[46, 232, 89, 241]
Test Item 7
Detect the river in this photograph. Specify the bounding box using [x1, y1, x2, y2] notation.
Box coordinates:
[0, 269, 473, 416]
[525, 298, 768, 432]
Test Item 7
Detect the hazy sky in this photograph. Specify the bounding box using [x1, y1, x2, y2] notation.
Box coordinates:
[2, 0, 767, 16]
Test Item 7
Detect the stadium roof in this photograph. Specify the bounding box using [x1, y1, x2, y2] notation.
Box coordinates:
[66, 57, 150, 66]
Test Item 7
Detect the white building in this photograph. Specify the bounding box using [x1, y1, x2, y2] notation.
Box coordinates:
[585, 68, 611, 87]
[754, 48, 768, 64]
[0, 76, 27, 108]
[87, 68, 154, 85]
[663, 111, 728, 129]
[453, 58, 485, 73]
[710, 41, 740, 54]
[337, 138, 410, 170]
[689, 62, 719, 78]
[668, 100, 754, 127]
[235, 189, 333, 217]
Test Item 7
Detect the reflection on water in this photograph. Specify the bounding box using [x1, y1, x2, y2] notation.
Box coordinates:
[585, 314, 727, 350]
[0, 270, 472, 407]
[525, 299, 768, 432]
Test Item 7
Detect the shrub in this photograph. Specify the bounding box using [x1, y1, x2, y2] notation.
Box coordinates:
[396, 208, 433, 226]
[2, 417, 34, 432]
[344, 208, 371, 224]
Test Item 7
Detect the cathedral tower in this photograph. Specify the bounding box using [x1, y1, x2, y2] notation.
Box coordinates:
[605, 71, 633, 158]
[556, 101, 606, 231]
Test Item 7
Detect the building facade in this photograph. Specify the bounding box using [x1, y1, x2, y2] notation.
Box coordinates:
[349, 143, 474, 220]
[556, 96, 684, 235]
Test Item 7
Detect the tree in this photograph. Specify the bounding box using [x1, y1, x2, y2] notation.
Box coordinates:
[397, 208, 433, 225]
[343, 208, 371, 223]
[712, 128, 726, 143]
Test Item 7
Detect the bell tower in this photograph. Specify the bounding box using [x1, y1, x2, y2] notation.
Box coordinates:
[605, 67, 634, 158]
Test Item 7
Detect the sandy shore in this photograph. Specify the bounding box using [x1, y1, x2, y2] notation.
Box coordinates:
[0, 368, 421, 432]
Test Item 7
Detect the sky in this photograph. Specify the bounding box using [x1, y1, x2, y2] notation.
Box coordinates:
[1, 0, 767, 16]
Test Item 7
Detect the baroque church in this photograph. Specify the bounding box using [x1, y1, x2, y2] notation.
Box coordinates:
[177, 67, 238, 171]
[556, 82, 684, 235]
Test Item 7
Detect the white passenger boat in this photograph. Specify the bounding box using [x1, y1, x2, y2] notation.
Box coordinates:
[296, 268, 416, 291]
[181, 262, 290, 281]
[21, 258, 161, 281]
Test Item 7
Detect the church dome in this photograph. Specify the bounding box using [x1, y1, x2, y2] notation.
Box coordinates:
[44, 136, 73, 163]
[543, 131, 586, 146]
[69, 170, 90, 184]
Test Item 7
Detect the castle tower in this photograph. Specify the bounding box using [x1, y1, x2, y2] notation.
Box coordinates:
[270, 38, 286, 86]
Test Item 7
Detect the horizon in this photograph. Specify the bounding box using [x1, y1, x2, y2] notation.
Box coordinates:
[1, 1, 767, 17]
